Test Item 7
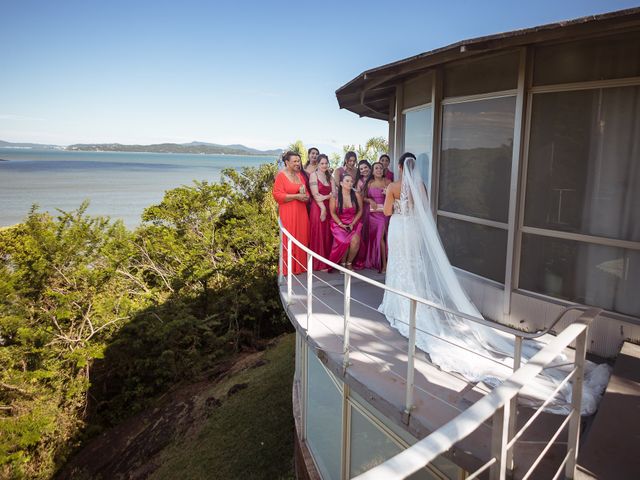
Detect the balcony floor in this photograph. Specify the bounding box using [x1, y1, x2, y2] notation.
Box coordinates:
[281, 269, 571, 478]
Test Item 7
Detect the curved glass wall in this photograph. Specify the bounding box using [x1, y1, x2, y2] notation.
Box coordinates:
[306, 348, 343, 480]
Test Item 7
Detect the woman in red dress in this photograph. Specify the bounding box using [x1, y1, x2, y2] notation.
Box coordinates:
[308, 154, 334, 271]
[273, 151, 310, 275]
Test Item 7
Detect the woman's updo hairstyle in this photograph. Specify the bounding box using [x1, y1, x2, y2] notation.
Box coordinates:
[282, 150, 301, 164]
[398, 152, 416, 170]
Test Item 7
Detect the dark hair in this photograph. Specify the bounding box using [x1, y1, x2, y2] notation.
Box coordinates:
[364, 162, 384, 198]
[304, 147, 320, 167]
[355, 159, 371, 188]
[379, 154, 391, 164]
[398, 152, 416, 169]
[316, 154, 332, 183]
[343, 151, 357, 166]
[283, 150, 301, 165]
[337, 173, 359, 215]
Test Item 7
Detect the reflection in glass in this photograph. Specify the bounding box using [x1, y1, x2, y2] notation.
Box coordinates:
[444, 51, 519, 98]
[349, 406, 401, 477]
[437, 216, 507, 283]
[439, 96, 515, 222]
[525, 87, 640, 242]
[403, 106, 433, 192]
[306, 349, 342, 480]
[519, 234, 640, 317]
[533, 31, 640, 86]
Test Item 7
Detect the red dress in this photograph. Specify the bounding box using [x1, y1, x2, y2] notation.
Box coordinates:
[273, 171, 310, 275]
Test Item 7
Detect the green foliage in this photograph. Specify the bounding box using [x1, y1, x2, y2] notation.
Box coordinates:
[0, 163, 288, 478]
[343, 136, 389, 163]
[286, 139, 307, 165]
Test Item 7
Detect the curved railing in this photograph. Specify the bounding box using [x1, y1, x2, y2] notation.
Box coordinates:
[278, 220, 600, 479]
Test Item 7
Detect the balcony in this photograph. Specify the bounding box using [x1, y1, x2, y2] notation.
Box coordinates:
[278, 223, 602, 480]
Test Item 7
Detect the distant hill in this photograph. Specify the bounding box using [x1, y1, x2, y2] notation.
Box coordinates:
[0, 139, 282, 156]
[0, 140, 61, 149]
[66, 142, 283, 156]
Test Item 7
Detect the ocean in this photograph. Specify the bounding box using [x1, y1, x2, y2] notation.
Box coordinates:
[0, 148, 277, 228]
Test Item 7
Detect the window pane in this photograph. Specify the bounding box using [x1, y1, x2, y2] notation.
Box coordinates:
[437, 216, 507, 283]
[519, 234, 640, 317]
[306, 349, 342, 480]
[403, 106, 433, 191]
[525, 87, 640, 242]
[439, 96, 515, 222]
[404, 74, 433, 109]
[349, 407, 401, 477]
[533, 31, 640, 86]
[444, 51, 519, 98]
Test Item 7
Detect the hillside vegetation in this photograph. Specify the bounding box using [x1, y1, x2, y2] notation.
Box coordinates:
[0, 163, 288, 478]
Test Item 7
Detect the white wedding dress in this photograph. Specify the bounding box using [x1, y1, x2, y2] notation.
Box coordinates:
[378, 160, 610, 415]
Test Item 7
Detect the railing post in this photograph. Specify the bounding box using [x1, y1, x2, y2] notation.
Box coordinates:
[490, 402, 510, 480]
[278, 228, 284, 285]
[566, 326, 587, 479]
[307, 254, 313, 330]
[506, 335, 523, 472]
[404, 299, 417, 421]
[287, 237, 292, 304]
[343, 272, 351, 372]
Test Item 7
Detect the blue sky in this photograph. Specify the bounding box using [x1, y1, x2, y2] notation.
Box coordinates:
[1, 0, 638, 151]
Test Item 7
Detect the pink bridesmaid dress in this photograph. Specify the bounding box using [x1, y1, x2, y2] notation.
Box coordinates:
[309, 181, 333, 270]
[328, 207, 363, 269]
[364, 186, 389, 271]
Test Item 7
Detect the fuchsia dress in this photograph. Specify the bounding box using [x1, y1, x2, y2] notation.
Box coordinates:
[309, 180, 333, 270]
[385, 170, 394, 181]
[328, 206, 363, 268]
[364, 186, 389, 271]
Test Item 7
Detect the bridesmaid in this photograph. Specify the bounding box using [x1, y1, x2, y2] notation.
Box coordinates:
[363, 162, 391, 272]
[354, 159, 372, 268]
[332, 151, 357, 190]
[355, 160, 372, 193]
[309, 154, 333, 271]
[272, 151, 310, 275]
[304, 147, 320, 176]
[329, 173, 363, 270]
[380, 154, 394, 181]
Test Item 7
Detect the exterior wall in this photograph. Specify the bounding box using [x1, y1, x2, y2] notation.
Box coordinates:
[292, 330, 465, 480]
[391, 31, 640, 358]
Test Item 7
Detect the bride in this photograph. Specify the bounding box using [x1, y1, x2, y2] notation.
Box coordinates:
[379, 152, 609, 415]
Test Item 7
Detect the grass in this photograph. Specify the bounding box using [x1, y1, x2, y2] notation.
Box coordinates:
[150, 333, 296, 480]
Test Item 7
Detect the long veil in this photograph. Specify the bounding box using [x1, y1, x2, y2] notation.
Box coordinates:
[380, 158, 610, 415]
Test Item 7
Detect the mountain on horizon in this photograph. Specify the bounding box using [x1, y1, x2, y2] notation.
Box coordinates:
[0, 140, 282, 156]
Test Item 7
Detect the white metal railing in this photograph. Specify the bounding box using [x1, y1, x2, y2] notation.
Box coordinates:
[278, 221, 600, 480]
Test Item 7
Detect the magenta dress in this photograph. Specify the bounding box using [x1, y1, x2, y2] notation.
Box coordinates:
[385, 170, 394, 181]
[329, 206, 363, 269]
[309, 181, 333, 270]
[364, 186, 389, 271]
[354, 180, 369, 269]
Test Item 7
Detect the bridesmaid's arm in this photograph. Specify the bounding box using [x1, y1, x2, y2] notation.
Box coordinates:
[329, 197, 344, 228]
[273, 173, 303, 203]
[309, 173, 324, 205]
[383, 183, 397, 216]
[352, 193, 364, 225]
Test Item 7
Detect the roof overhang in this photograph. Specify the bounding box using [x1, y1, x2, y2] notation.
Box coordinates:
[336, 7, 640, 120]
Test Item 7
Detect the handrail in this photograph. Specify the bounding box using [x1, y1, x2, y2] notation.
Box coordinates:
[279, 219, 587, 340]
[352, 309, 599, 480]
[278, 219, 600, 479]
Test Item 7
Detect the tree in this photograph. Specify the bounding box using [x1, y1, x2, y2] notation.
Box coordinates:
[343, 136, 389, 163]
[286, 140, 307, 165]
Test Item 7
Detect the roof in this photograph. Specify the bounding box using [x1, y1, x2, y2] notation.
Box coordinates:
[335, 7, 640, 120]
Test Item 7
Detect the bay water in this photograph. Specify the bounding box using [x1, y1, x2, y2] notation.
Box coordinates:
[0, 148, 277, 228]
